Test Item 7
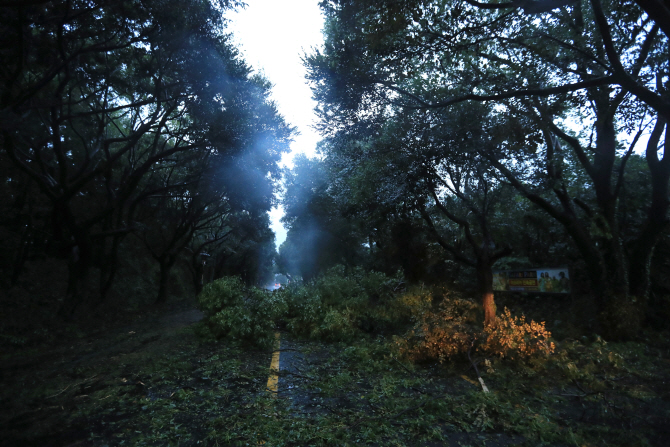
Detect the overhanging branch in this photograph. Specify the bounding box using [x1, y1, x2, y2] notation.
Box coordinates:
[463, 0, 580, 14]
[384, 76, 616, 110]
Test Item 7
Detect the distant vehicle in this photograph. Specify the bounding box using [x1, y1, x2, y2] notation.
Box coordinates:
[265, 282, 282, 291]
[266, 273, 288, 291]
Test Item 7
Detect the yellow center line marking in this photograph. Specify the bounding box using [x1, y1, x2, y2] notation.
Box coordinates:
[259, 333, 281, 445]
[266, 332, 280, 394]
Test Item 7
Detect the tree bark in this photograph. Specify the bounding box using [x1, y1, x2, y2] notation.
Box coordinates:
[156, 256, 176, 304]
[629, 118, 670, 301]
[188, 251, 205, 297]
[99, 233, 123, 302]
[478, 262, 496, 327]
[58, 242, 90, 319]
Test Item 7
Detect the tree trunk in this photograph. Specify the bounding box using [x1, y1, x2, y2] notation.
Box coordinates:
[187, 252, 205, 297]
[193, 260, 204, 296]
[629, 118, 670, 301]
[156, 256, 176, 304]
[477, 259, 496, 327]
[596, 228, 643, 340]
[99, 234, 122, 303]
[629, 205, 669, 302]
[58, 243, 89, 319]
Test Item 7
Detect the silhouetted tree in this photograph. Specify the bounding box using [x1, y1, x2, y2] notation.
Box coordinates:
[0, 0, 291, 317]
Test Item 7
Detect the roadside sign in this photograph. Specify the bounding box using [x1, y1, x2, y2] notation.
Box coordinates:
[493, 267, 570, 293]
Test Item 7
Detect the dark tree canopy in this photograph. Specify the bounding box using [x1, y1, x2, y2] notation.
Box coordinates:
[304, 0, 669, 338]
[0, 0, 293, 317]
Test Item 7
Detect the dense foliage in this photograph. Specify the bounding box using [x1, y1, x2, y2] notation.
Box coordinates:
[296, 0, 670, 339]
[196, 268, 555, 367]
[196, 276, 287, 348]
[0, 0, 292, 326]
[2, 2, 669, 445]
[196, 267, 408, 346]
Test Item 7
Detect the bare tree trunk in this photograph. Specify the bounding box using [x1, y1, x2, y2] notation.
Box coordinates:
[193, 261, 204, 296]
[58, 243, 89, 319]
[156, 256, 176, 304]
[477, 260, 496, 327]
[99, 234, 123, 303]
[629, 118, 670, 302]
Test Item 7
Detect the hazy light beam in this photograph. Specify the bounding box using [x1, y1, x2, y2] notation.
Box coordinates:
[225, 0, 324, 248]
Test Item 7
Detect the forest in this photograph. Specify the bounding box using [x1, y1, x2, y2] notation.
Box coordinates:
[1, 0, 669, 446]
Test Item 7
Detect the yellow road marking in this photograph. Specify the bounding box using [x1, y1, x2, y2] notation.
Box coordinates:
[266, 332, 280, 394]
[259, 333, 281, 445]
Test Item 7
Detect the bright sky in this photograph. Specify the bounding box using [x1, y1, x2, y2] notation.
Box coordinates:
[225, 0, 324, 249]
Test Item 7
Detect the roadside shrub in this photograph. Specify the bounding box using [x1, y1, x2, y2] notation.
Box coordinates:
[252, 286, 288, 323]
[550, 336, 626, 385]
[394, 285, 434, 319]
[395, 295, 479, 363]
[319, 307, 359, 341]
[396, 294, 555, 364]
[198, 276, 246, 314]
[481, 307, 555, 360]
[282, 266, 405, 341]
[359, 270, 400, 303]
[314, 265, 367, 309]
[599, 297, 644, 341]
[282, 285, 324, 338]
[196, 276, 286, 349]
